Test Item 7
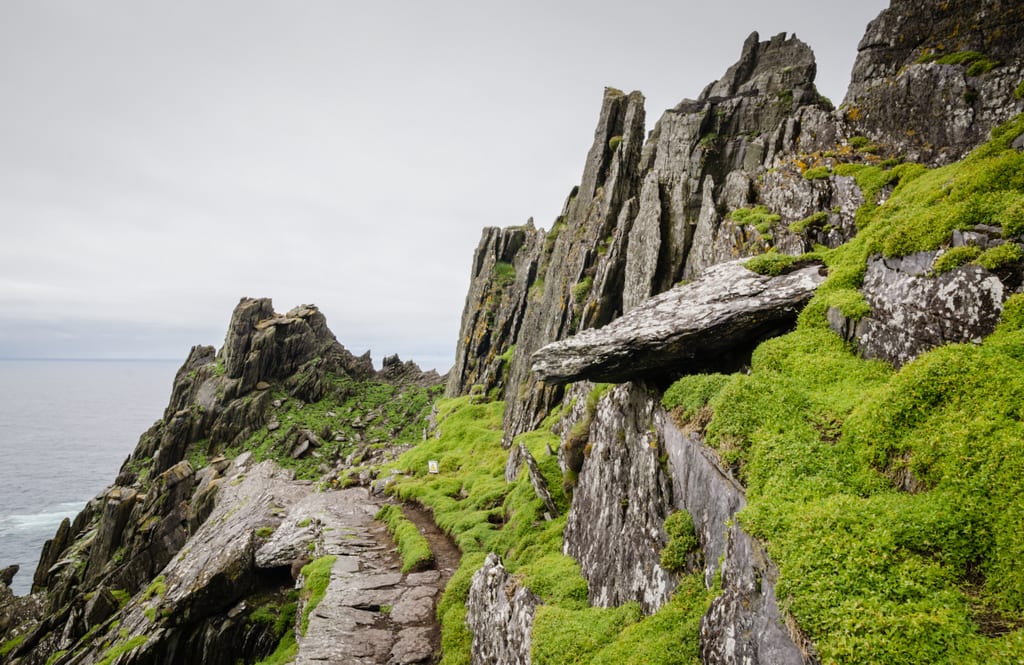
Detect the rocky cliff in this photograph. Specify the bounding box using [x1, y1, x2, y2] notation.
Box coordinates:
[4, 1, 1024, 664]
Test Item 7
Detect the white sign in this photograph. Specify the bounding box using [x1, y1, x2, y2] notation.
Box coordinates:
[428, 460, 440, 474]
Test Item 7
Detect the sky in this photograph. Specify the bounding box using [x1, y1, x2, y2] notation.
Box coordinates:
[0, 0, 890, 372]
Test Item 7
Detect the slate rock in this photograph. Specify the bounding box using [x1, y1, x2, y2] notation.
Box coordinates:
[466, 554, 541, 665]
[532, 259, 826, 384]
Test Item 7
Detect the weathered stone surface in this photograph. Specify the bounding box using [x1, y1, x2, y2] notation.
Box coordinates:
[564, 383, 675, 613]
[519, 443, 558, 517]
[466, 553, 541, 665]
[533, 259, 826, 384]
[833, 252, 1005, 367]
[445, 224, 545, 399]
[844, 0, 1024, 166]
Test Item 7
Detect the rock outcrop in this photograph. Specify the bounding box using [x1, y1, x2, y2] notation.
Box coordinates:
[533, 260, 826, 384]
[466, 554, 541, 665]
[844, 0, 1024, 166]
[830, 251, 1006, 366]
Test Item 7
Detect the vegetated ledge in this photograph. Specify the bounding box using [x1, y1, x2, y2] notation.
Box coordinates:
[530, 259, 826, 385]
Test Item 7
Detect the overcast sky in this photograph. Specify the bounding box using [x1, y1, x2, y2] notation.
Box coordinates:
[0, 0, 889, 371]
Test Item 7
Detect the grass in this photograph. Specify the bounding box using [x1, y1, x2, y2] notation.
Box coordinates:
[789, 211, 829, 234]
[744, 250, 800, 276]
[96, 635, 148, 665]
[493, 261, 516, 287]
[659, 510, 698, 573]
[224, 374, 442, 480]
[299, 556, 336, 635]
[803, 166, 830, 180]
[142, 575, 166, 601]
[0, 635, 25, 656]
[376, 504, 434, 572]
[917, 50, 1001, 76]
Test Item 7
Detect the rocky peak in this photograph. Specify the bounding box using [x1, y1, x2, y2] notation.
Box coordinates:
[700, 31, 817, 101]
[844, 0, 1024, 164]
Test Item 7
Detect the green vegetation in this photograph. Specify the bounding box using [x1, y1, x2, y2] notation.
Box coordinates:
[976, 242, 1023, 270]
[1015, 81, 1024, 100]
[97, 635, 148, 665]
[250, 591, 299, 665]
[803, 166, 830, 180]
[254, 633, 297, 665]
[659, 510, 699, 573]
[225, 375, 442, 480]
[110, 589, 131, 607]
[0, 635, 26, 656]
[45, 650, 69, 665]
[296, 517, 311, 528]
[493, 261, 516, 287]
[729, 205, 780, 235]
[789, 210, 829, 234]
[376, 504, 434, 572]
[918, 50, 1000, 76]
[142, 575, 166, 601]
[933, 245, 982, 273]
[299, 556, 336, 635]
[608, 135, 623, 152]
[381, 394, 712, 665]
[664, 117, 1024, 663]
[255, 526, 275, 539]
[662, 373, 729, 425]
[744, 250, 799, 276]
[572, 276, 593, 305]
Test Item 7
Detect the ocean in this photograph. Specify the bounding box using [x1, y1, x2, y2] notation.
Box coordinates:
[0, 359, 180, 596]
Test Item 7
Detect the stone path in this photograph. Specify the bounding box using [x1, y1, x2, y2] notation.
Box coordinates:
[291, 488, 458, 665]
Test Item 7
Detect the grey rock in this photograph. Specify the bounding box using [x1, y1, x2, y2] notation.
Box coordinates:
[83, 587, 118, 628]
[844, 0, 1024, 166]
[466, 553, 541, 665]
[563, 384, 675, 613]
[532, 259, 826, 384]
[0, 564, 17, 587]
[519, 443, 558, 517]
[838, 252, 1005, 367]
[390, 626, 435, 664]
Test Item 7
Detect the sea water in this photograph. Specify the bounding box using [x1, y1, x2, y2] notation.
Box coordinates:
[0, 359, 179, 596]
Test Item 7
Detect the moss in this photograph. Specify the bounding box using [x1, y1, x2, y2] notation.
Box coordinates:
[492, 261, 516, 287]
[299, 556, 336, 635]
[803, 166, 830, 180]
[1015, 81, 1024, 100]
[975, 242, 1023, 270]
[589, 574, 712, 665]
[0, 635, 26, 656]
[789, 211, 829, 234]
[45, 651, 69, 665]
[531, 603, 642, 664]
[744, 251, 797, 276]
[729, 205, 781, 235]
[254, 631, 297, 665]
[662, 374, 729, 424]
[572, 276, 593, 305]
[933, 245, 982, 274]
[918, 50, 1000, 76]
[110, 589, 131, 607]
[142, 575, 166, 601]
[376, 504, 434, 572]
[255, 526, 275, 539]
[296, 517, 311, 528]
[608, 135, 622, 151]
[97, 635, 148, 665]
[659, 510, 698, 573]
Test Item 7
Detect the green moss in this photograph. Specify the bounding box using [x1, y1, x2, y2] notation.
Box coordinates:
[608, 135, 622, 151]
[531, 603, 642, 664]
[296, 517, 311, 528]
[299, 556, 336, 635]
[97, 635, 148, 665]
[803, 166, 830, 180]
[933, 245, 982, 274]
[730, 205, 781, 234]
[255, 526, 275, 539]
[492, 261, 516, 287]
[975, 242, 1023, 270]
[590, 574, 712, 665]
[662, 374, 729, 424]
[918, 50, 1000, 76]
[254, 631, 297, 665]
[142, 575, 166, 601]
[660, 510, 698, 573]
[1015, 81, 1024, 100]
[572, 276, 593, 305]
[789, 211, 829, 234]
[45, 650, 69, 665]
[744, 251, 797, 276]
[110, 589, 131, 607]
[376, 504, 434, 572]
[0, 635, 26, 656]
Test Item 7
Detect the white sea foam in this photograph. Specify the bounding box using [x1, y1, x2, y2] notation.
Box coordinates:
[0, 502, 86, 534]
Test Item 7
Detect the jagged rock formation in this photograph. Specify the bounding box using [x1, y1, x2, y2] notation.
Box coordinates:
[845, 0, 1024, 166]
[465, 554, 540, 665]
[532, 259, 826, 384]
[446, 224, 545, 398]
[2, 300, 444, 665]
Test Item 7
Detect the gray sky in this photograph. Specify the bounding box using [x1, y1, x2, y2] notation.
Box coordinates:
[0, 0, 889, 371]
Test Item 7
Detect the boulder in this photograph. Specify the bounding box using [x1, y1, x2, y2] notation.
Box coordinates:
[532, 259, 826, 384]
[466, 554, 541, 665]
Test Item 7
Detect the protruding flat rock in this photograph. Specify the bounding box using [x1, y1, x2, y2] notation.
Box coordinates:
[531, 259, 826, 384]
